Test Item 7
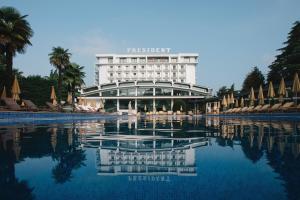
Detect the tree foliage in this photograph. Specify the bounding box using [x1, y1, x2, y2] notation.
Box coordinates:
[267, 21, 300, 84]
[216, 84, 236, 98]
[49, 47, 71, 104]
[0, 6, 33, 96]
[241, 66, 265, 93]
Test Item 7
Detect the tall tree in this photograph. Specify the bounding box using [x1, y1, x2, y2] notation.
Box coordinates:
[0, 6, 33, 96]
[49, 47, 71, 104]
[241, 66, 265, 93]
[63, 63, 85, 105]
[216, 84, 237, 98]
[267, 21, 300, 84]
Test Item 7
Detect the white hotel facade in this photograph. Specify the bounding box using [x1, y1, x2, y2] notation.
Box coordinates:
[80, 48, 212, 113]
[95, 50, 197, 85]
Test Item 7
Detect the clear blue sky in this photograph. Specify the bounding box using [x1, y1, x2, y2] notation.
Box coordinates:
[2, 0, 300, 93]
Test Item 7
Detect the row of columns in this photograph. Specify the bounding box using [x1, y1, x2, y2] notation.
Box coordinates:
[116, 99, 174, 112]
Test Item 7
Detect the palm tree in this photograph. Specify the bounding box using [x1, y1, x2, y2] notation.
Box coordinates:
[49, 47, 71, 104]
[63, 63, 85, 105]
[0, 6, 33, 97]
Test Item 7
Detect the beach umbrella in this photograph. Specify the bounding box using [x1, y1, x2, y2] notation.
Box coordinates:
[249, 87, 255, 106]
[50, 86, 57, 105]
[258, 85, 264, 105]
[222, 95, 227, 108]
[292, 72, 300, 104]
[67, 92, 72, 104]
[78, 97, 83, 105]
[240, 97, 244, 108]
[1, 86, 6, 99]
[278, 77, 287, 103]
[144, 104, 147, 112]
[163, 105, 166, 111]
[180, 105, 183, 112]
[11, 75, 21, 101]
[230, 93, 235, 104]
[90, 99, 96, 107]
[267, 81, 275, 104]
[227, 94, 231, 106]
[235, 99, 239, 108]
[128, 101, 132, 111]
[99, 99, 104, 109]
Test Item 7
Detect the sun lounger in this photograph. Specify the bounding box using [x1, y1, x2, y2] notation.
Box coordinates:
[62, 105, 73, 112]
[23, 99, 38, 111]
[280, 102, 294, 112]
[167, 111, 173, 115]
[225, 108, 233, 113]
[240, 107, 249, 113]
[46, 102, 59, 111]
[188, 111, 193, 115]
[258, 104, 270, 112]
[253, 105, 262, 111]
[234, 108, 242, 113]
[269, 103, 282, 112]
[2, 98, 21, 111]
[245, 106, 254, 112]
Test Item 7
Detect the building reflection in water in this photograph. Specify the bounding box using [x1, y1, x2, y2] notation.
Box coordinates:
[79, 115, 209, 179]
[0, 115, 299, 198]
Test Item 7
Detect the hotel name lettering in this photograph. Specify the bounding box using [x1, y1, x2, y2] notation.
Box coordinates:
[127, 48, 171, 54]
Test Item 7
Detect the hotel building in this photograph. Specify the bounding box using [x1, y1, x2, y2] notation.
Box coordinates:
[95, 52, 197, 85]
[80, 48, 212, 113]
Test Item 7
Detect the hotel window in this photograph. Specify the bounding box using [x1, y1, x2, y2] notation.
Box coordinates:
[141, 65, 145, 69]
[126, 73, 129, 77]
[120, 58, 126, 63]
[140, 58, 146, 63]
[131, 58, 137, 63]
[133, 73, 137, 76]
[173, 65, 176, 70]
[108, 58, 113, 63]
[133, 66, 137, 70]
[110, 73, 113, 77]
[173, 73, 176, 76]
[181, 79, 184, 83]
[181, 65, 184, 69]
[142, 72, 145, 77]
[118, 73, 121, 77]
[184, 57, 190, 63]
[171, 58, 177, 63]
[110, 66, 113, 69]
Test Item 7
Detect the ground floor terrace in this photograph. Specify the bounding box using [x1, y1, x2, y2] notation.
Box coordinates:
[79, 81, 212, 114]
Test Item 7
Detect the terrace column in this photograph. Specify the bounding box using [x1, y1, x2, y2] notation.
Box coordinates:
[153, 99, 156, 113]
[171, 99, 174, 111]
[135, 99, 137, 112]
[117, 99, 120, 112]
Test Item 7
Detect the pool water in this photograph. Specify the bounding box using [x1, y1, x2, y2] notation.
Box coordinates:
[0, 115, 299, 200]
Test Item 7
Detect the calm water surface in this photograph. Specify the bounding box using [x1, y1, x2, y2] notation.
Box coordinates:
[0, 115, 300, 200]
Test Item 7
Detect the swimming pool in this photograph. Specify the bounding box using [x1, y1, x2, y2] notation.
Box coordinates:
[0, 115, 299, 200]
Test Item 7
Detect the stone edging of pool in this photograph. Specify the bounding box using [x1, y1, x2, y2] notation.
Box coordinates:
[0, 111, 122, 126]
[206, 112, 300, 120]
